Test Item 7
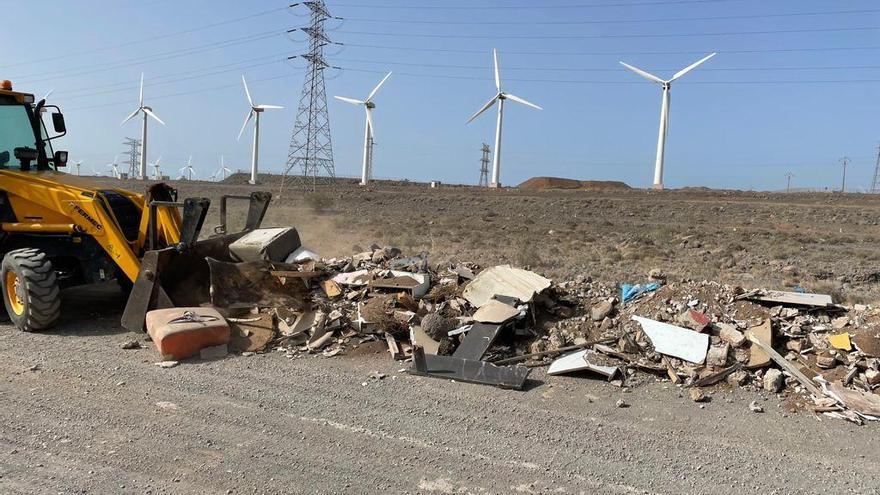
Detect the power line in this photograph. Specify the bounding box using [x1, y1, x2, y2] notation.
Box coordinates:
[334, 57, 880, 73]
[336, 25, 880, 40]
[11, 30, 284, 83]
[341, 43, 880, 56]
[342, 67, 880, 85]
[344, 8, 880, 25]
[0, 6, 289, 70]
[328, 0, 741, 10]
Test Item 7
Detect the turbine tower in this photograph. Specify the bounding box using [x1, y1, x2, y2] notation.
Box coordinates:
[149, 156, 163, 180]
[214, 155, 232, 182]
[106, 155, 121, 179]
[620, 53, 716, 190]
[238, 75, 283, 185]
[335, 72, 392, 186]
[121, 74, 164, 180]
[179, 156, 195, 181]
[73, 160, 83, 176]
[467, 49, 542, 189]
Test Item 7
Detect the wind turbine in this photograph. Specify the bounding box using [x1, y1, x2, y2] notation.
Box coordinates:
[149, 156, 163, 180]
[179, 156, 195, 181]
[106, 155, 121, 179]
[121, 73, 164, 180]
[334, 71, 392, 186]
[237, 75, 283, 185]
[466, 49, 542, 189]
[619, 53, 716, 190]
[213, 155, 232, 182]
[72, 159, 82, 176]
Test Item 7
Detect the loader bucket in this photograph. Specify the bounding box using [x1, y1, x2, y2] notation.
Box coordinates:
[120, 191, 303, 333]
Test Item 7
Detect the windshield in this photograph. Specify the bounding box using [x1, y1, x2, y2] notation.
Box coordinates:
[0, 104, 37, 169]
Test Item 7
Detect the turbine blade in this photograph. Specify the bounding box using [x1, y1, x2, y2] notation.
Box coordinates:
[143, 107, 165, 125]
[155, 156, 162, 166]
[139, 73, 144, 106]
[242, 75, 253, 106]
[670, 52, 717, 82]
[256, 104, 284, 110]
[334, 96, 365, 105]
[466, 94, 499, 124]
[365, 108, 375, 140]
[42, 89, 54, 101]
[493, 49, 501, 91]
[237, 110, 254, 141]
[504, 93, 542, 111]
[619, 61, 664, 84]
[366, 71, 392, 102]
[121, 107, 140, 125]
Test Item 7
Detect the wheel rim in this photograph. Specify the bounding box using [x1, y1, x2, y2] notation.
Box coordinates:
[5, 271, 24, 315]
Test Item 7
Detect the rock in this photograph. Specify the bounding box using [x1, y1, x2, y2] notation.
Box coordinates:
[832, 316, 849, 330]
[749, 400, 764, 413]
[854, 304, 868, 312]
[648, 268, 666, 281]
[615, 398, 629, 408]
[678, 309, 710, 332]
[154, 361, 179, 369]
[706, 342, 730, 367]
[600, 317, 614, 331]
[728, 370, 750, 386]
[763, 369, 785, 393]
[718, 324, 746, 348]
[816, 353, 837, 369]
[866, 369, 880, 386]
[199, 344, 228, 360]
[591, 301, 613, 322]
[785, 339, 805, 353]
[421, 313, 455, 341]
[689, 388, 708, 403]
[121, 340, 141, 350]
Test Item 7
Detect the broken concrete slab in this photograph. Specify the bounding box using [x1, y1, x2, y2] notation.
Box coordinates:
[718, 323, 746, 347]
[747, 332, 822, 397]
[853, 332, 880, 358]
[472, 300, 521, 324]
[547, 349, 622, 380]
[679, 309, 711, 332]
[462, 265, 551, 308]
[332, 270, 372, 287]
[452, 323, 503, 361]
[591, 300, 613, 322]
[408, 346, 530, 390]
[632, 316, 709, 364]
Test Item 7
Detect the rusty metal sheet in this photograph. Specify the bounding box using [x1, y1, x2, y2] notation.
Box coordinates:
[409, 346, 530, 390]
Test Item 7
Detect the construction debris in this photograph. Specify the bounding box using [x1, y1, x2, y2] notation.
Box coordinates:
[125, 236, 880, 425]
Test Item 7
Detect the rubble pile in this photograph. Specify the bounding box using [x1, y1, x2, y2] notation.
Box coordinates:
[149, 241, 880, 424]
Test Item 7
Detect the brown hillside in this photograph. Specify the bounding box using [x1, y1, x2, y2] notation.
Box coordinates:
[518, 176, 632, 191]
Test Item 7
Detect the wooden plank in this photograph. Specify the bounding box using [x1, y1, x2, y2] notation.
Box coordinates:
[747, 333, 822, 397]
[452, 323, 503, 361]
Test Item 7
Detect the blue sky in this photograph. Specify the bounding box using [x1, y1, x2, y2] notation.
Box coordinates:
[1, 0, 878, 190]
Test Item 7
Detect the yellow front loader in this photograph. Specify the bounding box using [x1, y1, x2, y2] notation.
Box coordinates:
[0, 80, 273, 332]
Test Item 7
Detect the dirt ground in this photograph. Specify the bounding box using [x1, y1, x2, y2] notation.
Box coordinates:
[2, 176, 880, 494]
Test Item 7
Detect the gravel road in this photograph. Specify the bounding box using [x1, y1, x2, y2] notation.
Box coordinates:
[1, 284, 878, 495]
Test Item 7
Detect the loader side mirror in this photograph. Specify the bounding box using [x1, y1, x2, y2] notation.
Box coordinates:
[52, 112, 66, 133]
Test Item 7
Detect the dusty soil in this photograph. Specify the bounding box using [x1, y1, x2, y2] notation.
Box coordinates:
[2, 175, 880, 494]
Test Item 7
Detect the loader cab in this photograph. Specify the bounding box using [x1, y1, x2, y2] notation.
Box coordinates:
[0, 80, 68, 172]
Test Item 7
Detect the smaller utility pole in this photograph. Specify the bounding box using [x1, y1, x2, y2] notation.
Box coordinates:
[840, 156, 849, 193]
[478, 143, 490, 187]
[785, 172, 794, 193]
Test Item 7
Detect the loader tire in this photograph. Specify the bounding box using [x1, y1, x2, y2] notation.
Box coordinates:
[1, 249, 61, 332]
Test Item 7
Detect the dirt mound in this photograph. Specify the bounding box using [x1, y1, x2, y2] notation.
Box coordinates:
[518, 176, 631, 191]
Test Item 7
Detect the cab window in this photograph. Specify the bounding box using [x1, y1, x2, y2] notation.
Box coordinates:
[0, 103, 37, 170]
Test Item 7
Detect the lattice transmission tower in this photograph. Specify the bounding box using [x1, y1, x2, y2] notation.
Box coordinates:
[871, 144, 880, 193]
[282, 1, 337, 192]
[122, 137, 141, 179]
[479, 143, 491, 187]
